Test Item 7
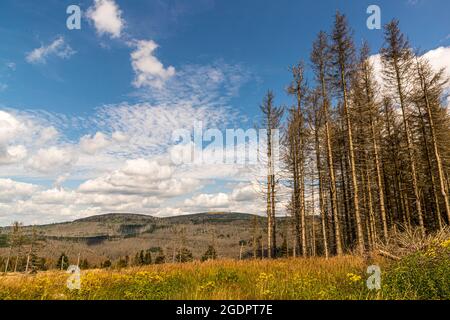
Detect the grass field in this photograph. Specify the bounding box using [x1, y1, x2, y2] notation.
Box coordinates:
[0, 241, 449, 300]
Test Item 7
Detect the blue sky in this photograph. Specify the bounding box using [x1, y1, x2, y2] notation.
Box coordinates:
[0, 0, 449, 225]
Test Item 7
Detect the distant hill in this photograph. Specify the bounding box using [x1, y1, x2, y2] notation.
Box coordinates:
[0, 212, 287, 266]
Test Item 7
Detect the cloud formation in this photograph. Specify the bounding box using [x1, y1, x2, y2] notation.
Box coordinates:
[26, 36, 75, 64]
[87, 0, 125, 38]
[131, 40, 176, 89]
[0, 60, 255, 224]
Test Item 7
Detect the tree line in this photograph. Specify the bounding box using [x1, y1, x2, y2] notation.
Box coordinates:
[260, 12, 450, 258]
[0, 221, 223, 272]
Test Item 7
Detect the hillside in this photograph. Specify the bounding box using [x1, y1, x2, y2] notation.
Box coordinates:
[0, 212, 297, 267]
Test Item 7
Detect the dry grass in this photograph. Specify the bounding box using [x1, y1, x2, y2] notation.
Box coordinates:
[0, 256, 385, 300]
[377, 226, 450, 257]
[1, 230, 448, 300]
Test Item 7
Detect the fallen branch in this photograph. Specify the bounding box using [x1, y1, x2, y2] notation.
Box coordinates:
[377, 250, 401, 261]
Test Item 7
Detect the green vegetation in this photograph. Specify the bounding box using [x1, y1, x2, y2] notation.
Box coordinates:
[0, 235, 9, 248]
[0, 241, 448, 300]
[381, 239, 450, 299]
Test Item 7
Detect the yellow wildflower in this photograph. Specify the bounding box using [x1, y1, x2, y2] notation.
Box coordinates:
[441, 239, 450, 249]
[346, 273, 362, 283]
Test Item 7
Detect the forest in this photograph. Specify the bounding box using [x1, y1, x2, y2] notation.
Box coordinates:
[260, 12, 450, 259]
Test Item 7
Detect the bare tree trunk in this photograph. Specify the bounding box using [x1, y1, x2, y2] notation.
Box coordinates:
[25, 250, 31, 273]
[324, 103, 342, 255]
[291, 138, 301, 256]
[300, 163, 306, 257]
[271, 173, 277, 258]
[365, 153, 377, 246]
[311, 172, 317, 257]
[267, 172, 272, 259]
[315, 122, 329, 258]
[4, 246, 12, 273]
[341, 73, 365, 254]
[371, 121, 388, 240]
[14, 255, 19, 273]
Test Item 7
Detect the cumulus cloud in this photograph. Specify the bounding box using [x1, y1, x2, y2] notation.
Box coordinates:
[26, 36, 75, 64]
[422, 46, 450, 79]
[0, 145, 27, 165]
[121, 159, 172, 178]
[87, 0, 124, 38]
[231, 184, 258, 202]
[184, 193, 230, 209]
[0, 111, 29, 165]
[79, 132, 111, 155]
[27, 147, 78, 174]
[0, 111, 27, 144]
[0, 179, 39, 202]
[78, 158, 199, 198]
[370, 46, 450, 92]
[31, 188, 77, 205]
[131, 40, 176, 89]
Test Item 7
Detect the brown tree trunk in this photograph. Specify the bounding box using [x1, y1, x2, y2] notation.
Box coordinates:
[341, 71, 365, 254]
[315, 122, 329, 258]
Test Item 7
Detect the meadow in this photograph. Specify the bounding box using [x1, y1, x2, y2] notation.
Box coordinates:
[0, 239, 448, 300]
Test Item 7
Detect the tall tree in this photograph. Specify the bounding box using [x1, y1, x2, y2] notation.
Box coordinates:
[287, 62, 308, 256]
[330, 12, 365, 254]
[260, 91, 284, 258]
[381, 19, 425, 236]
[311, 31, 343, 255]
[310, 89, 330, 258]
[355, 42, 389, 241]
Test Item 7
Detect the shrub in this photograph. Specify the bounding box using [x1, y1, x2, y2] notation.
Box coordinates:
[382, 239, 450, 299]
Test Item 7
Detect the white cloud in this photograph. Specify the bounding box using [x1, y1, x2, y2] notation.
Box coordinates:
[26, 36, 75, 64]
[39, 126, 59, 143]
[231, 183, 258, 202]
[184, 193, 230, 209]
[131, 40, 176, 89]
[370, 46, 450, 98]
[0, 145, 27, 165]
[139, 62, 250, 106]
[121, 159, 172, 179]
[78, 158, 199, 198]
[0, 83, 7, 92]
[87, 0, 124, 39]
[0, 111, 29, 165]
[27, 147, 78, 174]
[422, 46, 450, 79]
[0, 61, 252, 224]
[31, 188, 77, 205]
[79, 132, 111, 154]
[0, 179, 39, 203]
[93, 102, 230, 157]
[112, 131, 129, 143]
[0, 111, 27, 144]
